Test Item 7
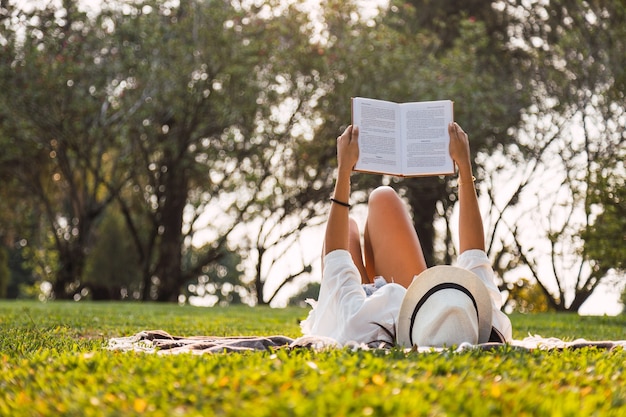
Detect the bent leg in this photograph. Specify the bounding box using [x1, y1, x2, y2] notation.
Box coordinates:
[363, 186, 427, 288]
[349, 218, 370, 284]
[322, 217, 370, 284]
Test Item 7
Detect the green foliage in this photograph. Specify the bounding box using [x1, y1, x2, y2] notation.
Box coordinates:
[82, 209, 142, 300]
[0, 0, 143, 298]
[182, 249, 250, 306]
[505, 278, 553, 314]
[314, 0, 532, 265]
[0, 246, 9, 298]
[1, 302, 626, 416]
[3, 245, 36, 299]
[583, 171, 626, 274]
[288, 281, 321, 307]
[0, 0, 623, 312]
[0, 0, 327, 302]
[480, 0, 626, 312]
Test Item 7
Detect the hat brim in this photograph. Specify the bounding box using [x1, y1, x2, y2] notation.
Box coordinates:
[397, 265, 493, 347]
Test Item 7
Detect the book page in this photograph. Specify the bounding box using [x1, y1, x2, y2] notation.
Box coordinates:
[352, 97, 402, 176]
[401, 100, 454, 176]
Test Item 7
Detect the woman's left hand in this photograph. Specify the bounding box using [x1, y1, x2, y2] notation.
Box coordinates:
[337, 125, 359, 173]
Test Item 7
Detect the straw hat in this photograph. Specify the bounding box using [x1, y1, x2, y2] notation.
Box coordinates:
[397, 265, 493, 347]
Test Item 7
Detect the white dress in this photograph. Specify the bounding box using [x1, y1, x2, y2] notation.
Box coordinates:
[300, 249, 512, 346]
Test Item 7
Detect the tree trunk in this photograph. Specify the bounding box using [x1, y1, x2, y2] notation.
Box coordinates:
[255, 246, 267, 305]
[152, 160, 188, 302]
[403, 179, 446, 267]
[52, 244, 85, 300]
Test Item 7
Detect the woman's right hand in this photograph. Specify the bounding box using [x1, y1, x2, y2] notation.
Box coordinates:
[448, 122, 471, 173]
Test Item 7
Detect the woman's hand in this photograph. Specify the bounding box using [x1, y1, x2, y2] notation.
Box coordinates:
[337, 125, 359, 174]
[449, 122, 484, 252]
[448, 122, 471, 174]
[324, 125, 359, 256]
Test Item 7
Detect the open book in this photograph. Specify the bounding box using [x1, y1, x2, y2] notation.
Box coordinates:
[351, 97, 455, 177]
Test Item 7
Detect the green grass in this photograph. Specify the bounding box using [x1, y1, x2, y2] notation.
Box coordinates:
[1, 301, 626, 416]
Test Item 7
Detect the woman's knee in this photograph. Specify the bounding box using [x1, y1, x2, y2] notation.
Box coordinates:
[367, 185, 413, 230]
[368, 186, 401, 208]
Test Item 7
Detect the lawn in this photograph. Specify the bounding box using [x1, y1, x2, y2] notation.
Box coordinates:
[1, 301, 625, 416]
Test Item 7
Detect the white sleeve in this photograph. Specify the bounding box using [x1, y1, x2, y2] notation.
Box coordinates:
[300, 249, 406, 345]
[300, 250, 367, 340]
[456, 249, 513, 341]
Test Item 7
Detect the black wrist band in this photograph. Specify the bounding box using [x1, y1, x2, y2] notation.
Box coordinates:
[330, 197, 351, 208]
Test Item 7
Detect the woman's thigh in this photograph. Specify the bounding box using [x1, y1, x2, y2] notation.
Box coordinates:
[349, 218, 370, 284]
[363, 186, 427, 288]
[321, 218, 370, 284]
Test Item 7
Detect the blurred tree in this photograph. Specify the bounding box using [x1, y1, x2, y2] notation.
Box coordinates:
[0, 246, 9, 298]
[318, 0, 624, 312]
[0, 1, 136, 298]
[372, 0, 533, 265]
[104, 0, 332, 301]
[305, 0, 532, 267]
[582, 172, 625, 275]
[182, 250, 249, 306]
[2, 0, 621, 309]
[504, 278, 552, 313]
[5, 244, 36, 299]
[484, 0, 626, 311]
[288, 281, 320, 308]
[82, 207, 142, 300]
[0, 0, 333, 302]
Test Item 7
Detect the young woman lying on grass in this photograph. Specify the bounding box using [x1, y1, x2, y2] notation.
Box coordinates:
[301, 122, 512, 348]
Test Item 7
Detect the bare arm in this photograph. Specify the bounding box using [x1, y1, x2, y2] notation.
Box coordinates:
[324, 125, 359, 255]
[448, 122, 485, 253]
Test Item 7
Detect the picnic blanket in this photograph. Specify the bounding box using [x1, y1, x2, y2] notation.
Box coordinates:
[107, 330, 626, 355]
[106, 330, 340, 355]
